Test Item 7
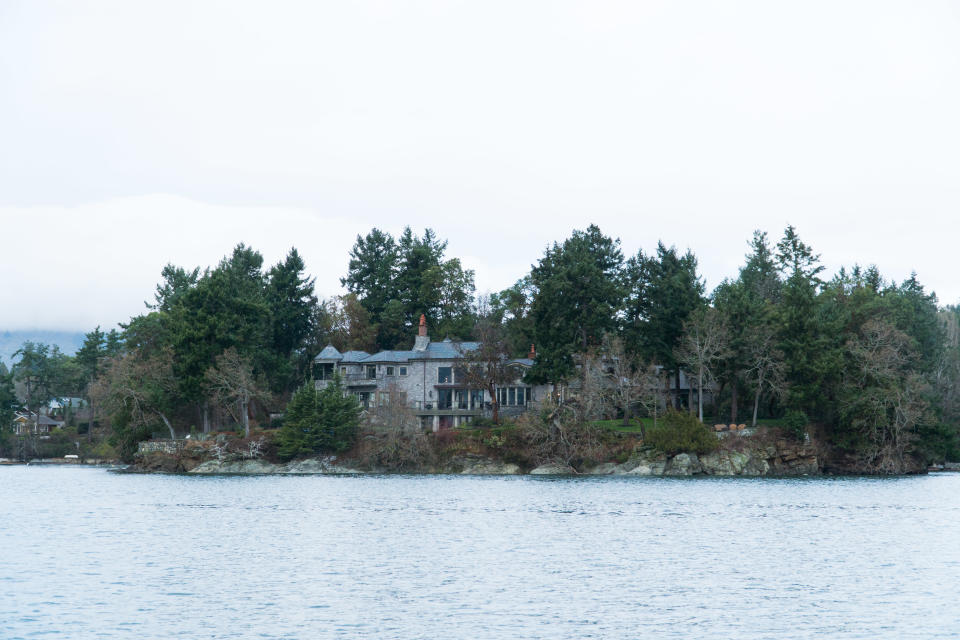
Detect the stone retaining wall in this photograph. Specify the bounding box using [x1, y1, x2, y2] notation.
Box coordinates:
[137, 439, 186, 455]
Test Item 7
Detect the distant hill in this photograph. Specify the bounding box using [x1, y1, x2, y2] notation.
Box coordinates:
[0, 330, 87, 365]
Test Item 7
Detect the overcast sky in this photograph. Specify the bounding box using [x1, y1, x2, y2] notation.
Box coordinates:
[2, 0, 959, 331]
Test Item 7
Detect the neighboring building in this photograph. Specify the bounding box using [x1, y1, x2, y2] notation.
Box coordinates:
[314, 316, 552, 430]
[48, 397, 87, 412]
[12, 411, 64, 436]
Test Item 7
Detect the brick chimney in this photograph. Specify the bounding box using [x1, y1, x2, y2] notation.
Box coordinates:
[528, 344, 536, 359]
[414, 314, 430, 351]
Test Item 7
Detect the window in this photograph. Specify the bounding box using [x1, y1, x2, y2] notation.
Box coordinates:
[399, 366, 407, 376]
[496, 387, 530, 406]
[366, 365, 377, 379]
[355, 392, 371, 409]
[340, 367, 347, 375]
[379, 391, 391, 407]
[437, 389, 453, 410]
[386, 366, 395, 376]
[438, 367, 453, 384]
[455, 390, 469, 409]
[470, 389, 484, 409]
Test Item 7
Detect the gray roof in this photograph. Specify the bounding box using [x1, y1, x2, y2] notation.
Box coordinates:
[363, 341, 480, 363]
[424, 341, 480, 359]
[315, 345, 342, 361]
[365, 350, 420, 364]
[15, 412, 63, 426]
[316, 340, 506, 365]
[509, 358, 535, 367]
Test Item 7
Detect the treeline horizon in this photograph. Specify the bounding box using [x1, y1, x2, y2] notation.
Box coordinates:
[3, 223, 959, 470]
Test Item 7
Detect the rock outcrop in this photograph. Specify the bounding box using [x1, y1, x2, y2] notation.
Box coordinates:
[132, 437, 821, 477]
[583, 440, 820, 477]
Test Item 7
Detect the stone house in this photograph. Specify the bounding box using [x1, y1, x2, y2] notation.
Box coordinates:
[314, 316, 553, 430]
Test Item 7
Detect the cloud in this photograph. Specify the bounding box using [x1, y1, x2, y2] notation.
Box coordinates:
[1, 1, 958, 329]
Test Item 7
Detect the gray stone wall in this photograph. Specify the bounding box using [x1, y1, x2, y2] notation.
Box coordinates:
[137, 439, 185, 455]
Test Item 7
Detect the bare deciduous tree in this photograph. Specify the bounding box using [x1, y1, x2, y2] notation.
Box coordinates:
[744, 324, 787, 427]
[602, 336, 660, 428]
[90, 349, 179, 439]
[458, 317, 515, 424]
[844, 319, 931, 473]
[204, 348, 271, 438]
[675, 308, 729, 422]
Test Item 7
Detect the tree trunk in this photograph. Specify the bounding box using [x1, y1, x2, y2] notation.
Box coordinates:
[489, 383, 499, 425]
[752, 387, 761, 428]
[730, 383, 738, 425]
[158, 413, 176, 439]
[241, 393, 250, 438]
[87, 396, 94, 442]
[674, 369, 681, 410]
[697, 368, 704, 422]
[202, 401, 210, 434]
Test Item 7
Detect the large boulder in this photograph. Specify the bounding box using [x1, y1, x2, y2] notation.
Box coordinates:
[451, 454, 521, 475]
[188, 459, 281, 474]
[282, 456, 362, 474]
[529, 462, 576, 475]
[663, 452, 702, 476]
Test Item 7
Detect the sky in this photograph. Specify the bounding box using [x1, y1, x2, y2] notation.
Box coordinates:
[2, 0, 959, 331]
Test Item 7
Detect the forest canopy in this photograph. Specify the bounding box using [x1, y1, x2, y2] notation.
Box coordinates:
[3, 224, 959, 471]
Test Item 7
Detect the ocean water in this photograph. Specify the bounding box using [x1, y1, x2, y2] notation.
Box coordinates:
[1, 467, 959, 639]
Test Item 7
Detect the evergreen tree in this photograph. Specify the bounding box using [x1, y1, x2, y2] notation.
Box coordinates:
[0, 363, 19, 431]
[277, 376, 360, 460]
[527, 225, 624, 383]
[624, 242, 704, 407]
[75, 326, 107, 439]
[265, 248, 318, 390]
[341, 228, 400, 329]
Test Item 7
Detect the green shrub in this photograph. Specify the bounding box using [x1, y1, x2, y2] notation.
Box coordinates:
[783, 410, 808, 441]
[645, 410, 718, 455]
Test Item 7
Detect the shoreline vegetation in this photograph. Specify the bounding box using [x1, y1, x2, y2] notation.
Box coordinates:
[3, 224, 960, 476]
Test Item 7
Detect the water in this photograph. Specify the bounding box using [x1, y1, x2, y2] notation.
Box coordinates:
[1, 467, 959, 639]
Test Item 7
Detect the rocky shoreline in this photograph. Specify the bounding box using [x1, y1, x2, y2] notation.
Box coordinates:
[133, 439, 822, 477]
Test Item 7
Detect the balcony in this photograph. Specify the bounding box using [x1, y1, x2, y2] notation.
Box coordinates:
[314, 374, 379, 389]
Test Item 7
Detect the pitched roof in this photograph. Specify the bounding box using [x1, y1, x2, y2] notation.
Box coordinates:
[315, 345, 342, 361]
[424, 340, 480, 359]
[365, 350, 420, 363]
[340, 350, 372, 363]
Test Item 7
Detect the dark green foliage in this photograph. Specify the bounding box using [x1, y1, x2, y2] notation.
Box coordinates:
[342, 227, 476, 348]
[644, 410, 719, 455]
[149, 264, 200, 312]
[623, 242, 704, 403]
[342, 228, 399, 322]
[108, 407, 154, 463]
[527, 225, 624, 383]
[277, 377, 360, 460]
[165, 244, 272, 401]
[0, 363, 18, 431]
[783, 410, 809, 441]
[489, 277, 536, 357]
[265, 248, 319, 389]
